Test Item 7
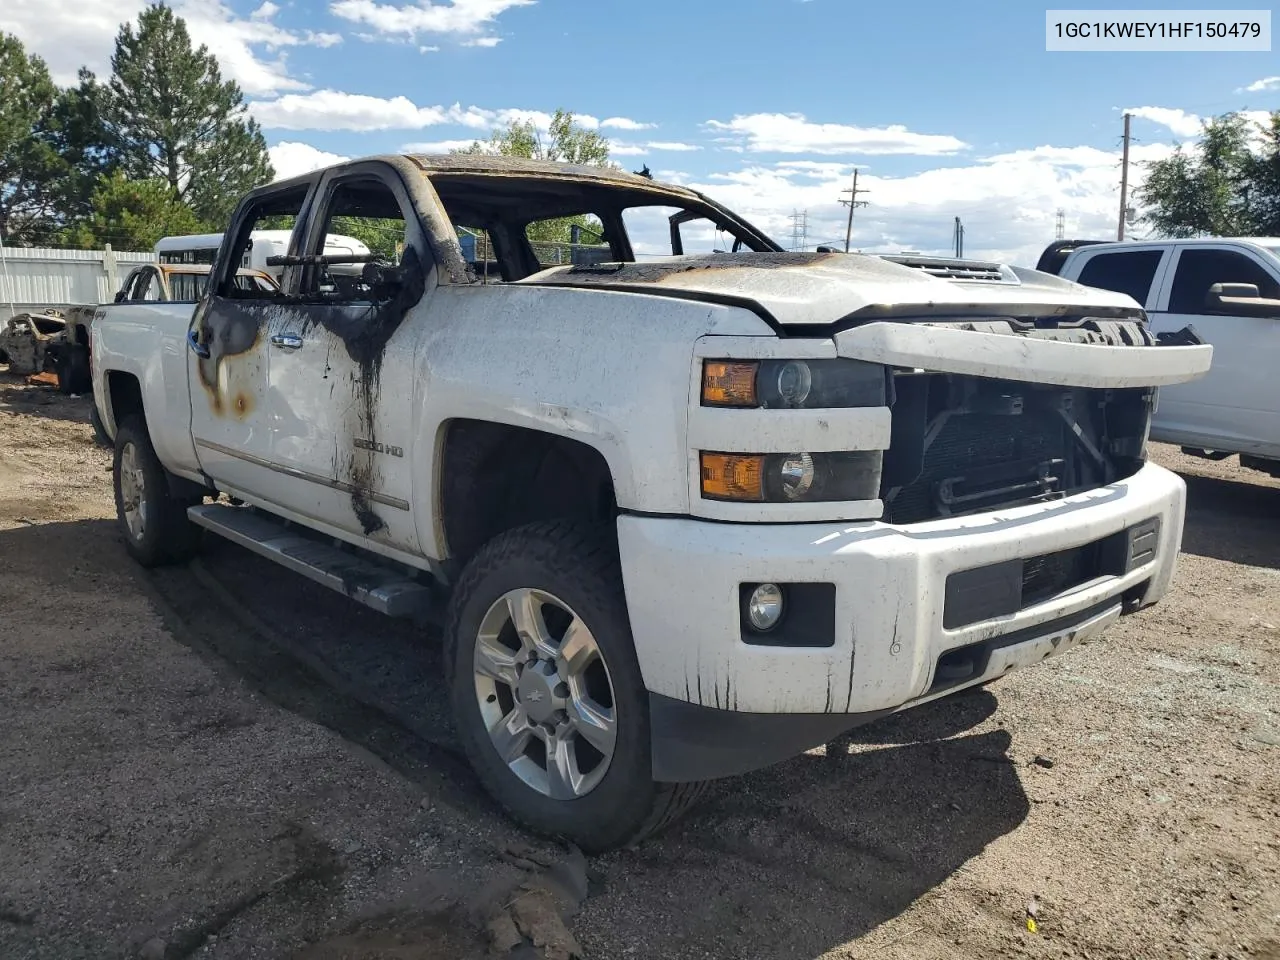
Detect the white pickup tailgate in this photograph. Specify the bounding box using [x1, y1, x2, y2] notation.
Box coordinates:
[834, 321, 1213, 389]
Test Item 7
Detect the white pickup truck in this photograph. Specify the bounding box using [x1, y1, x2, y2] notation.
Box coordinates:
[92, 155, 1212, 851]
[1044, 236, 1280, 476]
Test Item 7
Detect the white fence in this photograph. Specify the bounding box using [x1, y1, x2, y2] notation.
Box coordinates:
[0, 244, 156, 322]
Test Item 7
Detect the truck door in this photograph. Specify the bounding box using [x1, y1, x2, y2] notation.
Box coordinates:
[1147, 245, 1280, 452]
[187, 184, 312, 500]
[261, 164, 429, 554]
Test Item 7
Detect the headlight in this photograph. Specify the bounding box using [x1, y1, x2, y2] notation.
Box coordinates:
[700, 451, 882, 502]
[702, 358, 885, 409]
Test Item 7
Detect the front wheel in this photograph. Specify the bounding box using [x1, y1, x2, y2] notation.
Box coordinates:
[112, 417, 202, 567]
[446, 521, 707, 852]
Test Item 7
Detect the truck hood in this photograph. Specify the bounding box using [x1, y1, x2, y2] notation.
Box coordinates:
[521, 251, 1146, 327]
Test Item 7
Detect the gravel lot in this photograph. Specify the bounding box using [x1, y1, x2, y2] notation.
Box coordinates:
[0, 371, 1276, 960]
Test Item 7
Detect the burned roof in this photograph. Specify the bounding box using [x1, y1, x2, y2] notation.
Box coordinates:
[406, 153, 694, 193]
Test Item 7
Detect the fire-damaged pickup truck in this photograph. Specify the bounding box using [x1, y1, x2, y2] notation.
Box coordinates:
[90, 155, 1212, 851]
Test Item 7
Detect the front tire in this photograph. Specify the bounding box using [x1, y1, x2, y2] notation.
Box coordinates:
[446, 521, 707, 852]
[112, 416, 202, 567]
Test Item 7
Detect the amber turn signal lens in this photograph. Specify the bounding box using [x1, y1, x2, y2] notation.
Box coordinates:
[700, 453, 766, 501]
[702, 361, 758, 407]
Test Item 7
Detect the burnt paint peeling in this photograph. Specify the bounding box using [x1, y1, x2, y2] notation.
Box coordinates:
[193, 247, 427, 534]
[541, 251, 837, 286]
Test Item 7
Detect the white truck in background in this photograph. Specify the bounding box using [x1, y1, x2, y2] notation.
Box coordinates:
[91, 154, 1212, 851]
[1044, 237, 1280, 477]
[155, 230, 372, 284]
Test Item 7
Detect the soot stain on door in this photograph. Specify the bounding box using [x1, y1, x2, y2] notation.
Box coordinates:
[195, 248, 427, 535]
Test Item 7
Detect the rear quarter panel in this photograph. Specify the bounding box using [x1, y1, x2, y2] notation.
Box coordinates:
[93, 303, 202, 477]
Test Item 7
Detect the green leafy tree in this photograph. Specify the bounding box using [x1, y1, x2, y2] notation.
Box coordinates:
[330, 217, 403, 260]
[452, 109, 612, 246]
[100, 4, 273, 230]
[1138, 111, 1280, 237]
[64, 171, 203, 250]
[0, 33, 70, 244]
[1244, 112, 1280, 235]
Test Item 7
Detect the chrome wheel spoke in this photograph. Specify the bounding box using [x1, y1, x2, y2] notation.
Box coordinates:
[568, 697, 616, 756]
[545, 732, 582, 800]
[474, 636, 520, 688]
[489, 707, 533, 763]
[507, 589, 557, 660]
[557, 617, 599, 676]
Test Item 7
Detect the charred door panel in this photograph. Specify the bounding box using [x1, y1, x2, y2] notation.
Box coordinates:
[189, 297, 277, 495]
[263, 286, 425, 554]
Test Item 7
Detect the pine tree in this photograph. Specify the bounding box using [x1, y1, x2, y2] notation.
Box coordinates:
[101, 4, 273, 230]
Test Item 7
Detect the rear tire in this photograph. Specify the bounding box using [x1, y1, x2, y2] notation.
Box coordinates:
[112, 416, 202, 567]
[56, 344, 91, 395]
[445, 520, 708, 853]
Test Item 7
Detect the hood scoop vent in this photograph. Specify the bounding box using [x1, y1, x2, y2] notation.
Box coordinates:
[879, 255, 1018, 284]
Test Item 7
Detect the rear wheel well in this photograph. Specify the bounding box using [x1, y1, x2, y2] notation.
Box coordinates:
[106, 372, 144, 433]
[441, 420, 617, 568]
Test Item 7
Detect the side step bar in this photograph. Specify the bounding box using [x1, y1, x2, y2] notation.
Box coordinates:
[187, 503, 433, 619]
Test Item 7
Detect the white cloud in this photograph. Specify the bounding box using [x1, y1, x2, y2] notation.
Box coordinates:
[330, 0, 533, 39]
[609, 141, 704, 156]
[268, 141, 350, 180]
[705, 112, 968, 156]
[0, 0, 339, 95]
[251, 92, 610, 135]
[1244, 76, 1280, 92]
[672, 140, 1177, 266]
[252, 90, 451, 130]
[419, 44, 441, 52]
[601, 117, 656, 131]
[401, 139, 484, 152]
[1125, 106, 1203, 138]
[462, 36, 502, 47]
[646, 141, 701, 152]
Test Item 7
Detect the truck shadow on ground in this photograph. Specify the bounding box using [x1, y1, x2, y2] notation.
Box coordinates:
[1176, 471, 1280, 569]
[2, 520, 1031, 959]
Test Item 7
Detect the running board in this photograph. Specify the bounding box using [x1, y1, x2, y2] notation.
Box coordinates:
[187, 503, 433, 619]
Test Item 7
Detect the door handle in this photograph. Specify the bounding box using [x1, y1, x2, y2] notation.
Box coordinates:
[187, 328, 210, 359]
[271, 333, 304, 350]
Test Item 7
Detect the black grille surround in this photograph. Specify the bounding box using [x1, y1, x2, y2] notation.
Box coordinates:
[879, 372, 1152, 525]
[942, 517, 1161, 630]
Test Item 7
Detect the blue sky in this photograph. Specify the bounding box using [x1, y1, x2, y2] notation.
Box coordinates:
[5, 0, 1279, 261]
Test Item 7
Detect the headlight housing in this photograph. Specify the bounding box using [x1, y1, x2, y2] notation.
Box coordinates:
[702, 358, 885, 409]
[700, 451, 882, 503]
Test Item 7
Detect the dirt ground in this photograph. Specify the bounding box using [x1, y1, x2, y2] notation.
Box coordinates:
[0, 371, 1276, 960]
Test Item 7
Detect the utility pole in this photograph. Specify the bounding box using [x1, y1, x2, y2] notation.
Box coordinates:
[1055, 209, 1066, 240]
[839, 170, 870, 253]
[1118, 112, 1132, 241]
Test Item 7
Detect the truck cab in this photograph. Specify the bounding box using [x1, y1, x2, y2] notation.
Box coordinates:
[1054, 237, 1280, 474]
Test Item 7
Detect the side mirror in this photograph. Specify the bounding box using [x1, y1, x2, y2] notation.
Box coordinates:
[361, 260, 419, 301]
[1206, 281, 1280, 318]
[114, 290, 126, 303]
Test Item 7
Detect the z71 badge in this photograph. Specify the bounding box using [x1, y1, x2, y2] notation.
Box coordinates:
[354, 438, 403, 457]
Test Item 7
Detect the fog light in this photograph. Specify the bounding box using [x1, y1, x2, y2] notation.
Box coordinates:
[779, 453, 815, 500]
[747, 583, 785, 631]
